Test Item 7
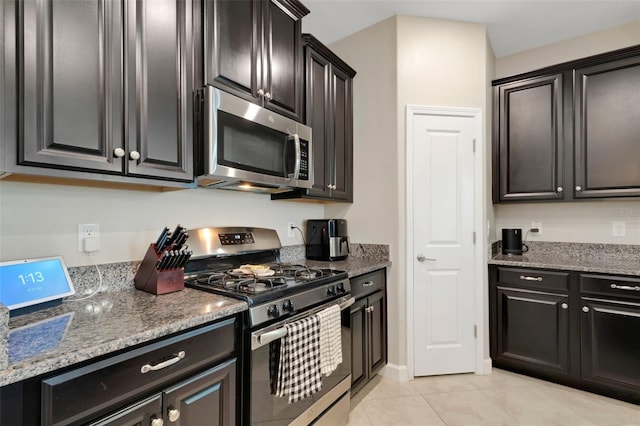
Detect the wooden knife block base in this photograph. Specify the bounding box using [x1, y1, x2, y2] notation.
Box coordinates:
[134, 245, 185, 295]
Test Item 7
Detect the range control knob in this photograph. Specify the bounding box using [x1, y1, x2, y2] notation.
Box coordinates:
[327, 286, 336, 296]
[282, 299, 294, 312]
[336, 283, 346, 293]
[267, 305, 280, 317]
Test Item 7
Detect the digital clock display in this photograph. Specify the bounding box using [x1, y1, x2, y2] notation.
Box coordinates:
[0, 256, 75, 310]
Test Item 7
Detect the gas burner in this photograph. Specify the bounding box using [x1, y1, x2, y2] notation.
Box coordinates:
[270, 263, 326, 280]
[194, 271, 287, 295]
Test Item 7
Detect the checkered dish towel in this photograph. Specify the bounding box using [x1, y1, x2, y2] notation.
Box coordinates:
[276, 315, 322, 403]
[316, 304, 342, 375]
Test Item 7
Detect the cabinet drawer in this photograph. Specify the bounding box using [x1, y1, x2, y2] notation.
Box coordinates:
[497, 267, 569, 292]
[580, 274, 640, 301]
[350, 269, 385, 299]
[42, 317, 236, 426]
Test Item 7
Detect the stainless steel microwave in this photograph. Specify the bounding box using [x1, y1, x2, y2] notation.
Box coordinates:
[197, 86, 312, 193]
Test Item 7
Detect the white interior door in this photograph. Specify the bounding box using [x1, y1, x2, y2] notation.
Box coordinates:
[411, 110, 477, 376]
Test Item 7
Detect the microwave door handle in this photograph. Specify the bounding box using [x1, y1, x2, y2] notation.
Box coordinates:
[291, 134, 301, 180]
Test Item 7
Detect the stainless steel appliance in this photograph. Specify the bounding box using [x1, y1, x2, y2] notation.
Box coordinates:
[305, 219, 350, 261]
[184, 227, 352, 426]
[502, 228, 529, 255]
[197, 86, 313, 193]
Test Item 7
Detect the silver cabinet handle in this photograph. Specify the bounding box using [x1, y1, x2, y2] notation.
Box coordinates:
[151, 418, 164, 426]
[417, 254, 436, 262]
[362, 281, 374, 287]
[366, 306, 375, 313]
[520, 275, 543, 281]
[129, 150, 141, 160]
[140, 351, 185, 374]
[575, 185, 582, 192]
[113, 148, 125, 158]
[610, 284, 640, 291]
[557, 186, 563, 192]
[561, 303, 568, 309]
[264, 91, 272, 100]
[168, 407, 180, 423]
[257, 88, 265, 97]
[582, 306, 589, 313]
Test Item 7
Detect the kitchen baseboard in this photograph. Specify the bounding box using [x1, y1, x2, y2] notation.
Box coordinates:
[378, 363, 410, 382]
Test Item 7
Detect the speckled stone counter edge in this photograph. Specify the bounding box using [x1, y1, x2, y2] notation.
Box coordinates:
[490, 241, 640, 276]
[0, 304, 8, 369]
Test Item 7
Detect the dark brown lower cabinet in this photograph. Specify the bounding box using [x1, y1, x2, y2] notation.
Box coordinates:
[350, 269, 387, 395]
[494, 287, 570, 375]
[91, 360, 236, 426]
[490, 266, 640, 404]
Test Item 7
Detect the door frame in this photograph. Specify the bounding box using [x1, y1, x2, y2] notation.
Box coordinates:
[405, 105, 488, 378]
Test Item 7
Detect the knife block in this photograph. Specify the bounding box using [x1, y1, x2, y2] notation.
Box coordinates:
[134, 244, 184, 295]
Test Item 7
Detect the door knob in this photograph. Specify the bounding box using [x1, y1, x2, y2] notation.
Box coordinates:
[416, 254, 436, 262]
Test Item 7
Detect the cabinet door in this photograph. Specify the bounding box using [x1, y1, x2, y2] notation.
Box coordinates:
[328, 65, 353, 201]
[89, 395, 162, 426]
[18, 0, 124, 173]
[367, 291, 386, 376]
[204, 0, 260, 102]
[125, 0, 194, 181]
[495, 287, 570, 375]
[350, 297, 368, 393]
[305, 47, 331, 197]
[574, 56, 640, 198]
[163, 359, 236, 426]
[581, 298, 640, 392]
[495, 74, 564, 201]
[262, 0, 303, 121]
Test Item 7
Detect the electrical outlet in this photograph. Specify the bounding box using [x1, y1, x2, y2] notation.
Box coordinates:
[78, 224, 100, 252]
[531, 221, 542, 235]
[287, 222, 295, 238]
[612, 221, 626, 237]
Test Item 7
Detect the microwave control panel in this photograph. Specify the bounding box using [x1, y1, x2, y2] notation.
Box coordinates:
[300, 140, 309, 180]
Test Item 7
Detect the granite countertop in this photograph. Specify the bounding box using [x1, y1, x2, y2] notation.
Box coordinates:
[0, 246, 390, 388]
[489, 249, 640, 277]
[0, 289, 247, 387]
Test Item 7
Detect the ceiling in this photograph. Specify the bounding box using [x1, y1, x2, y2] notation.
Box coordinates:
[301, 0, 640, 58]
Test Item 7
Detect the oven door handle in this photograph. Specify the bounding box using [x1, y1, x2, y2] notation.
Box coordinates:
[251, 296, 354, 351]
[256, 328, 288, 347]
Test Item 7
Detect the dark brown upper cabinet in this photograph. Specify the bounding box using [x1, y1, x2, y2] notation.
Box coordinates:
[5, 0, 195, 184]
[495, 74, 565, 201]
[204, 0, 309, 122]
[493, 45, 640, 202]
[272, 34, 356, 202]
[574, 56, 640, 198]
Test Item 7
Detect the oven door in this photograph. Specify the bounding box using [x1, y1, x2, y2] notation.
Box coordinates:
[248, 296, 353, 426]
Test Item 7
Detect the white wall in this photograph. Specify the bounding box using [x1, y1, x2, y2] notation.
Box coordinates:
[494, 20, 640, 245]
[0, 180, 323, 266]
[328, 16, 492, 374]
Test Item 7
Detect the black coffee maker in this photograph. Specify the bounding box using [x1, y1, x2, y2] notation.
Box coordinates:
[502, 228, 529, 255]
[306, 219, 350, 261]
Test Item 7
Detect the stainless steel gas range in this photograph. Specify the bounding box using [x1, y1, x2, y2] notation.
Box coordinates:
[183, 227, 353, 426]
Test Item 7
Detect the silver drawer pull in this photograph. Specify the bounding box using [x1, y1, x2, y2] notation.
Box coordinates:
[610, 284, 640, 291]
[141, 351, 186, 374]
[362, 281, 374, 287]
[561, 303, 568, 309]
[520, 275, 543, 281]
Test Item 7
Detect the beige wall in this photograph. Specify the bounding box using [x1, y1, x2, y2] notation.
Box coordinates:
[326, 16, 401, 367]
[494, 20, 640, 245]
[496, 20, 640, 78]
[0, 180, 323, 266]
[329, 16, 492, 373]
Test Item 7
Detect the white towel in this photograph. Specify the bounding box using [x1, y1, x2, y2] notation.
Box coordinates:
[316, 304, 342, 376]
[276, 315, 322, 403]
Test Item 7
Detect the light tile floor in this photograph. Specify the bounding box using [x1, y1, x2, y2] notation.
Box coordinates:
[349, 369, 640, 426]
